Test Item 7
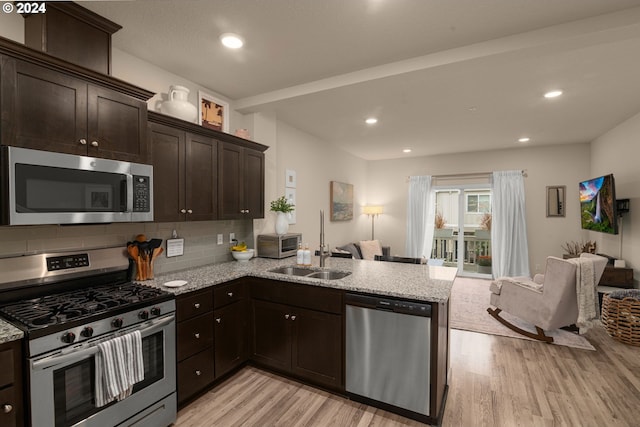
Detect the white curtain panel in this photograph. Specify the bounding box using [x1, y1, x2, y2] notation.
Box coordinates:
[491, 170, 530, 277]
[405, 176, 435, 258]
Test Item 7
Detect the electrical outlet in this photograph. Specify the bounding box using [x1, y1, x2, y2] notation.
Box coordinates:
[229, 232, 235, 243]
[217, 234, 223, 245]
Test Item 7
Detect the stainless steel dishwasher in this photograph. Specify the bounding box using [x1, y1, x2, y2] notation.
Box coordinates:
[345, 293, 432, 417]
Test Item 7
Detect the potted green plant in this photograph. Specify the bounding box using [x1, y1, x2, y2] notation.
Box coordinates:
[270, 196, 295, 235]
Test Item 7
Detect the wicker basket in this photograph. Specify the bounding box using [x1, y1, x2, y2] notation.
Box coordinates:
[601, 290, 640, 346]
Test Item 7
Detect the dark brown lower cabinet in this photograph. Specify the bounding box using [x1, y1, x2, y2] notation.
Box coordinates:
[177, 347, 215, 403]
[0, 340, 23, 427]
[214, 300, 248, 379]
[251, 299, 343, 390]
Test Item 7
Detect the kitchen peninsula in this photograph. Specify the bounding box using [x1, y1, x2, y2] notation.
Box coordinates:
[145, 257, 456, 425]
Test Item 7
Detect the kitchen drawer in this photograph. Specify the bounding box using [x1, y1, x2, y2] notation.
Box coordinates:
[0, 346, 15, 388]
[177, 312, 214, 361]
[250, 278, 343, 314]
[0, 386, 17, 427]
[177, 347, 215, 404]
[177, 289, 213, 322]
[214, 280, 246, 309]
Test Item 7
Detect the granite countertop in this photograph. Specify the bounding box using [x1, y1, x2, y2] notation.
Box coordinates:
[0, 318, 24, 345]
[0, 257, 456, 344]
[141, 256, 457, 303]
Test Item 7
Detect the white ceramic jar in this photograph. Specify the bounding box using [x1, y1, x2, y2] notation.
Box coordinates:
[161, 85, 198, 123]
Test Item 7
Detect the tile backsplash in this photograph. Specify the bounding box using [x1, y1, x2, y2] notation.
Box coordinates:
[0, 220, 254, 275]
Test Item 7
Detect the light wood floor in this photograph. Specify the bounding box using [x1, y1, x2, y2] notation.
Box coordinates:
[176, 325, 640, 426]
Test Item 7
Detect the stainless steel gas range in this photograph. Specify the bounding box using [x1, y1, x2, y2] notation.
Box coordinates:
[0, 246, 176, 427]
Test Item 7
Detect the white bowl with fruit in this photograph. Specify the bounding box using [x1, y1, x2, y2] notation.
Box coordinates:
[231, 242, 254, 262]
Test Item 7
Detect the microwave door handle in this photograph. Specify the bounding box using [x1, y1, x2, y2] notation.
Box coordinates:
[126, 174, 134, 212]
[31, 315, 175, 371]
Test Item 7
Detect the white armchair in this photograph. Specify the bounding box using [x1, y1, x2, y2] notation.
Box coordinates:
[487, 253, 608, 342]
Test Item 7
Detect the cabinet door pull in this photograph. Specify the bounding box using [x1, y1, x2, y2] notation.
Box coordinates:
[216, 318, 221, 323]
[284, 314, 290, 320]
[194, 333, 200, 339]
[195, 370, 201, 376]
[227, 292, 233, 297]
[240, 209, 246, 213]
[194, 303, 200, 309]
[245, 209, 250, 214]
[291, 315, 297, 321]
[79, 138, 87, 145]
[91, 141, 99, 147]
[187, 209, 193, 214]
[181, 209, 187, 214]
[2, 404, 12, 413]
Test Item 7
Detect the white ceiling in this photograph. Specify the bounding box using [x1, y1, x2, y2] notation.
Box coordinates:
[83, 0, 640, 160]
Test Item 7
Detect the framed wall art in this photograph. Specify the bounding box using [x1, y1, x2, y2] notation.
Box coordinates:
[285, 187, 297, 224]
[198, 91, 229, 132]
[330, 181, 353, 221]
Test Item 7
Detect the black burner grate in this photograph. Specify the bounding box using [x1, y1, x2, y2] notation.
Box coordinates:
[0, 282, 167, 329]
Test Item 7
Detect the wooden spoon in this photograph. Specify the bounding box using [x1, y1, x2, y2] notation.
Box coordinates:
[148, 247, 164, 279]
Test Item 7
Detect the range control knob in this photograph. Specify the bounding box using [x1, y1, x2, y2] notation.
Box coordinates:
[61, 331, 76, 343]
[150, 307, 161, 316]
[111, 317, 124, 328]
[138, 310, 149, 320]
[80, 327, 94, 338]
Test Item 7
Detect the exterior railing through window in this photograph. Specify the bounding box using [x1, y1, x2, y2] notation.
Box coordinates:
[431, 230, 492, 274]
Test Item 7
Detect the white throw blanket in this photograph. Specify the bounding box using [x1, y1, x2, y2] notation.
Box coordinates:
[95, 330, 145, 407]
[567, 257, 597, 334]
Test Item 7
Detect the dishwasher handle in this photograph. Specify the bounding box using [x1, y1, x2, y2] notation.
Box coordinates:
[345, 293, 431, 317]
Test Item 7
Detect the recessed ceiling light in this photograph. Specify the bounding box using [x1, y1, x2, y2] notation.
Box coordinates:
[220, 33, 244, 49]
[403, 148, 412, 153]
[365, 117, 378, 125]
[544, 90, 563, 99]
[518, 137, 531, 143]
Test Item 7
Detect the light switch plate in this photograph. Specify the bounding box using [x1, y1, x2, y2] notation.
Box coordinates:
[166, 238, 185, 257]
[217, 234, 223, 245]
[229, 232, 235, 243]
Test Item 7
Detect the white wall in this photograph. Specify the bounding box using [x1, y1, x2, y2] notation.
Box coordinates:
[268, 121, 370, 251]
[366, 143, 590, 274]
[590, 112, 640, 285]
[0, 11, 23, 43]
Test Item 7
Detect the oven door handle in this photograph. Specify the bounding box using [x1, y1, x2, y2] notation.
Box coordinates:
[32, 314, 175, 371]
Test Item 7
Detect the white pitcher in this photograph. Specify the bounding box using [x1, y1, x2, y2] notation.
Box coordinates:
[161, 85, 198, 123]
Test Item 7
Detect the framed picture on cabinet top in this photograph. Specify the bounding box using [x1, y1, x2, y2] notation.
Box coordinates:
[198, 91, 229, 132]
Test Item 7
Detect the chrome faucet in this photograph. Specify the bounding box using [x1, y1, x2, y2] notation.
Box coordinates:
[319, 210, 331, 267]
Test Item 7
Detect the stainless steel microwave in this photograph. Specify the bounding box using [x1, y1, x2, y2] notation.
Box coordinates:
[1, 146, 153, 225]
[257, 233, 302, 259]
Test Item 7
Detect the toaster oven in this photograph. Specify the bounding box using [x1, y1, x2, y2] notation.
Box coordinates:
[257, 233, 302, 258]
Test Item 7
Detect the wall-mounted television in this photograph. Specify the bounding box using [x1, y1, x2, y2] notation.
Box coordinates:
[579, 174, 618, 234]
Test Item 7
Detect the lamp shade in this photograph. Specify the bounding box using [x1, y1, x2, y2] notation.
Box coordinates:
[363, 205, 383, 215]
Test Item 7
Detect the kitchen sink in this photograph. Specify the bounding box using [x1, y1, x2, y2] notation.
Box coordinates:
[306, 270, 351, 280]
[268, 266, 351, 280]
[269, 266, 317, 276]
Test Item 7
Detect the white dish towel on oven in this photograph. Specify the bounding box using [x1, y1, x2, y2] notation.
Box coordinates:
[95, 330, 145, 407]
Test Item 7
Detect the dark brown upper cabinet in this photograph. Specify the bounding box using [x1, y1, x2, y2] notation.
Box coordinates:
[149, 121, 217, 222]
[218, 142, 265, 219]
[0, 38, 152, 163]
[148, 111, 267, 223]
[23, 2, 122, 75]
[1, 59, 148, 162]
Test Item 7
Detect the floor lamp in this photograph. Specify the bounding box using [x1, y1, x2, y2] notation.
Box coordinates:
[363, 206, 383, 240]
